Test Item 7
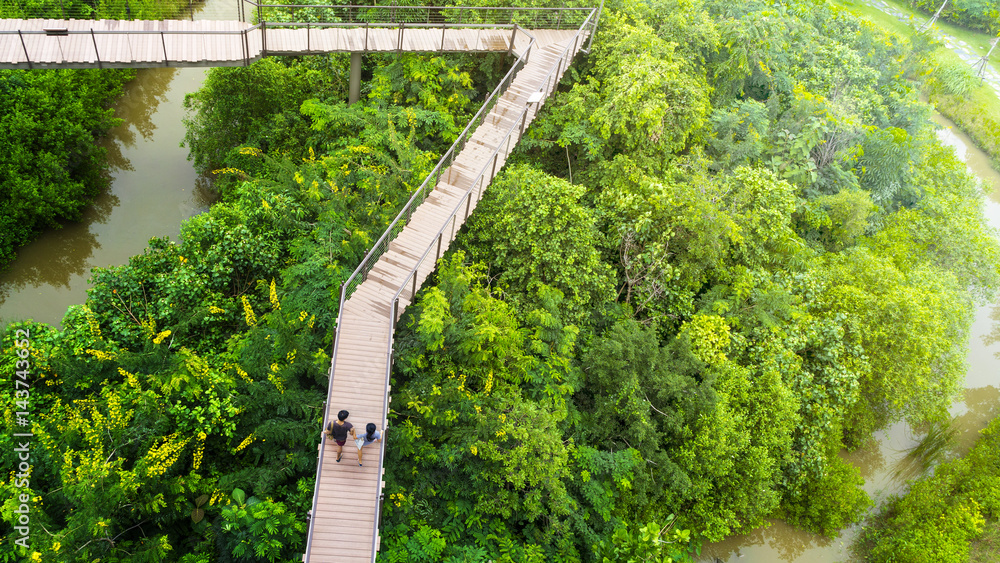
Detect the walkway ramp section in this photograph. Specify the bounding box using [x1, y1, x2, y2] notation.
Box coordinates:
[304, 17, 596, 562]
[0, 14, 585, 68]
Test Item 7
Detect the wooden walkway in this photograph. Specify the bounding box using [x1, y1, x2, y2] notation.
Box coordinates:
[305, 27, 589, 563]
[0, 18, 557, 68]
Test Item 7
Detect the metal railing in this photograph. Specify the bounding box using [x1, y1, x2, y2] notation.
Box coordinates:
[371, 7, 597, 563]
[302, 16, 559, 562]
[2, 25, 260, 69]
[249, 2, 594, 29]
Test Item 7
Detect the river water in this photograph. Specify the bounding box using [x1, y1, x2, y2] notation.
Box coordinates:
[701, 115, 1000, 562]
[0, 0, 241, 327]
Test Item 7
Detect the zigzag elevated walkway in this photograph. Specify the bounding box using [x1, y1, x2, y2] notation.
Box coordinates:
[304, 12, 597, 563]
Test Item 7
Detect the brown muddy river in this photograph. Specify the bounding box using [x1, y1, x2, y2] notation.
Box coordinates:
[0, 66, 214, 327]
[0, 0, 239, 327]
[701, 114, 1000, 562]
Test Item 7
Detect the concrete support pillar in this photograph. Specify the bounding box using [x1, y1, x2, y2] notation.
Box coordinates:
[349, 52, 363, 105]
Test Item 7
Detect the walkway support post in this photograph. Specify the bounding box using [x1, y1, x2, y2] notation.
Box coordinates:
[349, 51, 363, 104]
[17, 30, 31, 69]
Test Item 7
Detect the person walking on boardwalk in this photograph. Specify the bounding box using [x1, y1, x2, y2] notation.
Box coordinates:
[355, 423, 382, 467]
[324, 410, 357, 463]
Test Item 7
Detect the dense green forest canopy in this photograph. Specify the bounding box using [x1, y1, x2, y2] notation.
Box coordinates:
[2, 0, 999, 561]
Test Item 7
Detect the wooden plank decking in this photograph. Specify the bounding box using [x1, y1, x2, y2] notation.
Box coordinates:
[306, 29, 588, 563]
[0, 18, 580, 68]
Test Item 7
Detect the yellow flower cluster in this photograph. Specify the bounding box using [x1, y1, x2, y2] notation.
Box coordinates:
[269, 279, 281, 310]
[118, 367, 140, 388]
[238, 146, 263, 157]
[208, 305, 226, 314]
[143, 433, 190, 478]
[235, 365, 252, 383]
[82, 306, 102, 338]
[483, 371, 494, 393]
[193, 432, 207, 470]
[294, 171, 304, 185]
[495, 430, 506, 438]
[153, 330, 171, 345]
[262, 199, 271, 210]
[286, 349, 296, 363]
[235, 432, 256, 452]
[85, 349, 117, 361]
[241, 296, 257, 327]
[389, 492, 406, 507]
[268, 370, 286, 394]
[470, 445, 478, 456]
[212, 167, 247, 176]
[178, 255, 187, 264]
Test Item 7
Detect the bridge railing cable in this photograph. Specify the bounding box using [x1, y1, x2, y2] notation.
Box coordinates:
[244, 2, 592, 29]
[303, 23, 540, 563]
[378, 8, 597, 561]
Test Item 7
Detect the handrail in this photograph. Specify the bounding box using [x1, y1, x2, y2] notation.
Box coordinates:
[303, 22, 539, 563]
[377, 9, 597, 563]
[334, 26, 536, 310]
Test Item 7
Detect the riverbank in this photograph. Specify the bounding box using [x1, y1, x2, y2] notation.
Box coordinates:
[836, 0, 1000, 167]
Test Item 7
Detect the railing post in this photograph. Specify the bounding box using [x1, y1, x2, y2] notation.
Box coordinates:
[490, 152, 498, 181]
[464, 192, 472, 220]
[507, 24, 517, 57]
[161, 30, 168, 66]
[441, 23, 446, 51]
[436, 233, 442, 261]
[17, 31, 32, 70]
[365, 22, 369, 51]
[262, 20, 267, 57]
[91, 29, 102, 68]
[519, 108, 528, 139]
[398, 21, 404, 52]
[307, 23, 310, 52]
[411, 269, 418, 301]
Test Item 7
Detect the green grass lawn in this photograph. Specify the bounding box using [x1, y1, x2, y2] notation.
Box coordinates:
[970, 519, 1000, 563]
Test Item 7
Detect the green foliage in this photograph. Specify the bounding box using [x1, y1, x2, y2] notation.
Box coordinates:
[861, 416, 1000, 562]
[813, 247, 971, 440]
[593, 519, 695, 563]
[0, 68, 132, 268]
[219, 491, 306, 563]
[902, 0, 1000, 33]
[183, 56, 345, 172]
[466, 165, 615, 327]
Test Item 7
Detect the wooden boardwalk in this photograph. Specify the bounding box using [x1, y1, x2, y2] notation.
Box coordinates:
[0, 18, 558, 68]
[305, 26, 589, 563]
